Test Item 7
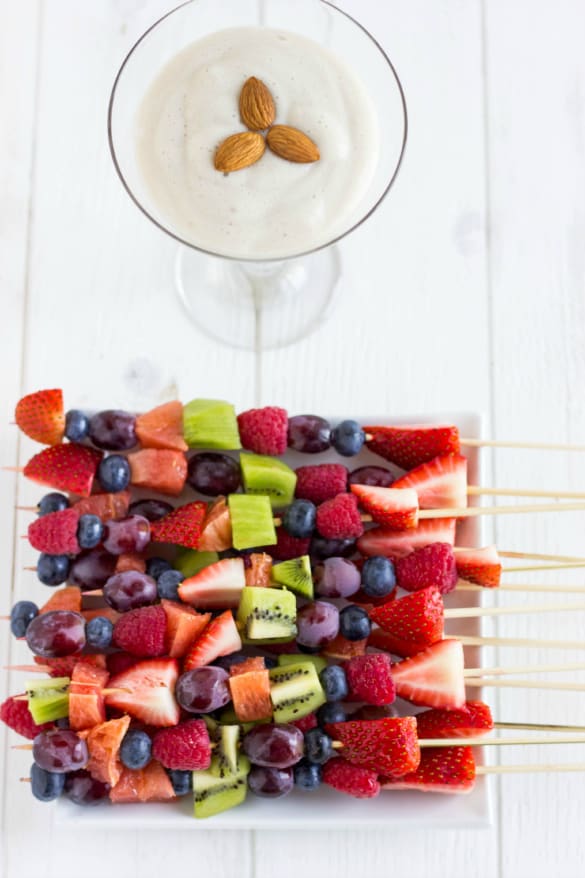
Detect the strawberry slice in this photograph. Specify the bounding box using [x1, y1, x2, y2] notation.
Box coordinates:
[391, 639, 466, 709]
[325, 717, 420, 776]
[28, 507, 80, 554]
[23, 443, 102, 496]
[198, 496, 233, 552]
[150, 501, 207, 549]
[161, 599, 211, 658]
[364, 424, 461, 470]
[105, 657, 180, 727]
[350, 485, 419, 530]
[380, 745, 476, 793]
[357, 518, 457, 559]
[183, 610, 242, 670]
[178, 558, 246, 609]
[416, 701, 494, 739]
[15, 389, 64, 445]
[128, 449, 187, 496]
[455, 545, 502, 588]
[135, 401, 188, 452]
[73, 491, 131, 522]
[369, 587, 444, 657]
[393, 454, 468, 509]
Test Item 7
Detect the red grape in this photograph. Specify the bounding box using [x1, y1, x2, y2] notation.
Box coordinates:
[103, 571, 157, 612]
[69, 549, 117, 591]
[349, 466, 395, 487]
[243, 724, 304, 768]
[103, 515, 150, 555]
[33, 729, 88, 773]
[296, 601, 339, 648]
[64, 769, 110, 805]
[129, 498, 173, 521]
[287, 415, 331, 453]
[187, 453, 241, 496]
[247, 765, 294, 797]
[25, 610, 86, 657]
[89, 410, 137, 450]
[176, 667, 231, 713]
[314, 557, 361, 598]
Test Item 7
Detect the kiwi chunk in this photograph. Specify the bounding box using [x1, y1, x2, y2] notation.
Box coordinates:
[183, 399, 241, 450]
[271, 555, 313, 599]
[269, 662, 326, 723]
[237, 586, 297, 643]
[217, 725, 240, 775]
[175, 550, 219, 578]
[277, 653, 327, 675]
[240, 453, 297, 510]
[193, 754, 250, 819]
[228, 494, 276, 550]
[25, 676, 70, 724]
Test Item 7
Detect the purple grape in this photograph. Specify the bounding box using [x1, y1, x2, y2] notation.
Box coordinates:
[33, 730, 88, 773]
[243, 724, 304, 768]
[296, 601, 339, 649]
[129, 498, 173, 522]
[103, 515, 151, 555]
[176, 667, 231, 713]
[103, 571, 157, 612]
[314, 557, 361, 598]
[310, 535, 356, 561]
[287, 415, 331, 454]
[64, 769, 110, 805]
[88, 410, 137, 450]
[25, 611, 86, 657]
[349, 466, 395, 488]
[248, 765, 294, 798]
[69, 549, 117, 591]
[187, 453, 241, 496]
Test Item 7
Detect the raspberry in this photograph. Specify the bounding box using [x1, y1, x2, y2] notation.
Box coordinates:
[0, 695, 53, 739]
[152, 719, 211, 770]
[316, 493, 364, 540]
[28, 508, 80, 554]
[290, 712, 318, 733]
[270, 528, 311, 561]
[396, 543, 458, 595]
[237, 406, 288, 455]
[295, 464, 348, 505]
[322, 757, 380, 798]
[112, 606, 167, 657]
[345, 654, 396, 706]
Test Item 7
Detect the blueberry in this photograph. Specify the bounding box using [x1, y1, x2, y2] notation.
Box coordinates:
[319, 665, 348, 702]
[167, 769, 193, 796]
[98, 455, 130, 492]
[330, 420, 366, 457]
[10, 600, 38, 637]
[64, 409, 89, 442]
[37, 492, 69, 517]
[263, 656, 278, 669]
[55, 717, 71, 729]
[294, 759, 322, 790]
[37, 553, 70, 586]
[339, 605, 371, 641]
[282, 499, 316, 539]
[120, 729, 152, 770]
[157, 569, 184, 601]
[77, 514, 104, 550]
[317, 702, 346, 726]
[85, 616, 114, 649]
[304, 728, 334, 764]
[361, 556, 396, 598]
[146, 557, 173, 580]
[30, 763, 65, 802]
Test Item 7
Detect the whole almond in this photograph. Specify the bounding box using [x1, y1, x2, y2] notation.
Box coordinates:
[239, 77, 276, 131]
[214, 131, 266, 173]
[266, 125, 320, 163]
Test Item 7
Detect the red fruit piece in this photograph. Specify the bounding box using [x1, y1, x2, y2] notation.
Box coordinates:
[270, 528, 311, 561]
[161, 599, 211, 659]
[316, 493, 364, 540]
[198, 496, 232, 552]
[237, 406, 288, 455]
[40, 586, 82, 614]
[24, 443, 101, 496]
[245, 553, 273, 587]
[345, 654, 395, 706]
[295, 464, 348, 505]
[369, 586, 444, 657]
[322, 757, 380, 799]
[229, 657, 266, 675]
[105, 658, 180, 727]
[152, 719, 211, 770]
[178, 557, 246, 609]
[106, 652, 137, 676]
[393, 454, 468, 509]
[128, 449, 187, 497]
[28, 507, 80, 555]
[115, 553, 147, 574]
[0, 695, 53, 739]
[357, 518, 457, 560]
[364, 424, 461, 470]
[350, 485, 419, 530]
[73, 491, 131, 522]
[325, 717, 420, 776]
[150, 501, 207, 549]
[183, 610, 242, 670]
[34, 653, 106, 677]
[380, 746, 476, 793]
[290, 712, 318, 733]
[229, 663, 272, 723]
[68, 663, 109, 731]
[392, 639, 466, 709]
[455, 545, 502, 588]
[79, 715, 130, 787]
[15, 388, 64, 445]
[110, 760, 176, 803]
[135, 401, 188, 452]
[416, 701, 494, 739]
[322, 634, 368, 660]
[395, 543, 458, 595]
[112, 605, 167, 658]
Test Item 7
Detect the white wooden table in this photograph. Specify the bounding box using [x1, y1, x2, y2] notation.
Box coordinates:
[2, 1, 585, 875]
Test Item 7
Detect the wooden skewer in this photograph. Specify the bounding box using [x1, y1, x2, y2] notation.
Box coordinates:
[12, 744, 33, 751]
[498, 550, 585, 562]
[420, 734, 585, 748]
[419, 501, 585, 520]
[3, 664, 50, 673]
[494, 722, 585, 733]
[465, 678, 585, 692]
[464, 661, 585, 677]
[460, 438, 585, 452]
[445, 601, 585, 619]
[476, 763, 585, 775]
[458, 635, 585, 650]
[502, 562, 585, 572]
[458, 582, 585, 593]
[468, 486, 585, 499]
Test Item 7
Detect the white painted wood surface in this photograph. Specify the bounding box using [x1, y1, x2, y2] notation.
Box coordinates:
[1, 1, 584, 875]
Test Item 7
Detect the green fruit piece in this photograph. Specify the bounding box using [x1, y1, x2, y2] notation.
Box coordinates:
[240, 453, 297, 510]
[228, 494, 276, 550]
[25, 676, 70, 724]
[217, 725, 240, 775]
[271, 555, 313, 599]
[183, 399, 241, 450]
[218, 705, 239, 725]
[193, 754, 250, 819]
[269, 662, 326, 723]
[202, 714, 219, 736]
[237, 586, 297, 643]
[175, 550, 219, 578]
[277, 653, 327, 674]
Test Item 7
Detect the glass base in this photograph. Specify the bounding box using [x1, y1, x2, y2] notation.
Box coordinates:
[175, 246, 342, 351]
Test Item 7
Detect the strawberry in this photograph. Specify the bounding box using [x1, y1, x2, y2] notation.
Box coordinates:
[269, 528, 311, 561]
[40, 585, 82, 614]
[106, 652, 138, 676]
[79, 715, 130, 787]
[391, 639, 466, 709]
[455, 545, 502, 588]
[73, 491, 131, 521]
[23, 443, 102, 496]
[364, 424, 461, 470]
[178, 557, 246, 609]
[28, 507, 80, 554]
[198, 496, 232, 552]
[325, 717, 420, 776]
[244, 553, 273, 587]
[135, 401, 188, 452]
[152, 719, 211, 770]
[112, 605, 167, 657]
[150, 501, 207, 549]
[183, 610, 242, 670]
[15, 388, 64, 445]
[322, 757, 380, 799]
[369, 586, 444, 656]
[105, 657, 180, 727]
[395, 543, 458, 594]
[357, 518, 457, 559]
[161, 599, 211, 658]
[237, 406, 288, 455]
[290, 712, 318, 733]
[128, 449, 187, 496]
[295, 464, 348, 505]
[110, 760, 176, 803]
[322, 633, 368, 660]
[0, 695, 53, 739]
[316, 493, 364, 540]
[350, 485, 419, 530]
[345, 654, 395, 705]
[393, 454, 468, 509]
[416, 701, 494, 739]
[380, 746, 476, 793]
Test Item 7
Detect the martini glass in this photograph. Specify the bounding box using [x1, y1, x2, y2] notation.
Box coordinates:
[108, 0, 407, 350]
